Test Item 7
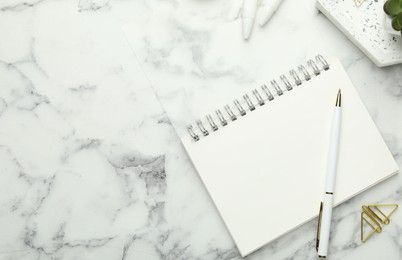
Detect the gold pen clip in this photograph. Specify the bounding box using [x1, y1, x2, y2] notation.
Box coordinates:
[316, 201, 323, 252]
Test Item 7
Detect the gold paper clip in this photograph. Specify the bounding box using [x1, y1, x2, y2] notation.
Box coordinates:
[316, 201, 323, 251]
[361, 204, 398, 243]
[354, 0, 365, 7]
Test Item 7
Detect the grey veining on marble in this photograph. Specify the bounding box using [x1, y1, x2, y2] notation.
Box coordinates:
[0, 0, 401, 259]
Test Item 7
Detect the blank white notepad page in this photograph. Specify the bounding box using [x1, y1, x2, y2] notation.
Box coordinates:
[181, 58, 398, 256]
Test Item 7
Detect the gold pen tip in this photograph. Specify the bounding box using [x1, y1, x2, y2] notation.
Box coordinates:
[335, 89, 342, 107]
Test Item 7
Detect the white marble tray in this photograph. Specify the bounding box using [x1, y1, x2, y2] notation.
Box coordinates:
[316, 0, 402, 67]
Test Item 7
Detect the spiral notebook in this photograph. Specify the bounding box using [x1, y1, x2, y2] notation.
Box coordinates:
[122, 8, 399, 256]
[179, 57, 398, 256]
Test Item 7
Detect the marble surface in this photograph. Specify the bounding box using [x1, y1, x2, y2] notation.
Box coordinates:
[0, 0, 401, 260]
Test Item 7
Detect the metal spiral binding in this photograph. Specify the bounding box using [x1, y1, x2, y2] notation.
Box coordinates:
[186, 55, 330, 141]
[261, 84, 274, 100]
[252, 89, 265, 106]
[196, 120, 209, 136]
[308, 59, 320, 76]
[243, 94, 255, 111]
[216, 109, 227, 126]
[234, 99, 246, 116]
[290, 69, 302, 86]
[224, 105, 237, 121]
[271, 80, 283, 96]
[298, 65, 311, 81]
[206, 114, 218, 131]
[187, 125, 199, 141]
[280, 75, 292, 91]
[316, 55, 330, 70]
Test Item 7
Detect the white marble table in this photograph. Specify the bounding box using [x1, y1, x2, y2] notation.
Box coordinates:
[0, 0, 401, 259]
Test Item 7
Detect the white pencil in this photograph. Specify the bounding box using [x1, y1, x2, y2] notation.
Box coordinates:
[317, 89, 342, 258]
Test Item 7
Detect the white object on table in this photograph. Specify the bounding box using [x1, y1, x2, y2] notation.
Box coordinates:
[258, 0, 284, 26]
[177, 58, 398, 257]
[242, 0, 259, 39]
[316, 0, 402, 67]
[317, 89, 342, 258]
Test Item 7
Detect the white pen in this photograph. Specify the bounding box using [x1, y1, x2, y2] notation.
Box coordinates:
[316, 89, 342, 258]
[258, 0, 284, 26]
[242, 0, 259, 40]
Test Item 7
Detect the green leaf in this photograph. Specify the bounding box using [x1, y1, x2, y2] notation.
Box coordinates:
[384, 0, 402, 16]
[392, 16, 402, 31]
[397, 12, 402, 24]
